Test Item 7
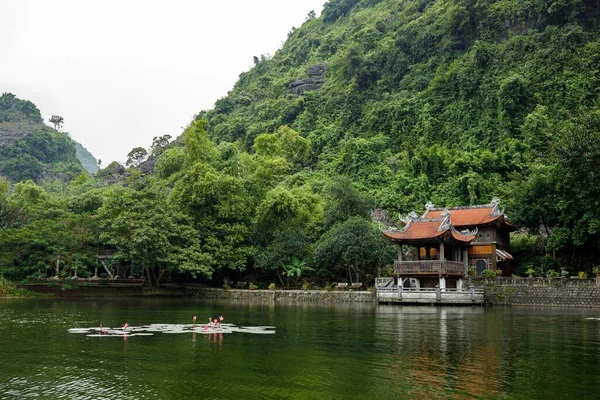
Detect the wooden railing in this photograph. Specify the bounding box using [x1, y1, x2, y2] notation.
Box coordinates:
[394, 260, 465, 275]
[470, 277, 598, 287]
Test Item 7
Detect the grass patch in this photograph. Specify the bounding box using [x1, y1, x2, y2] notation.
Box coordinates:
[0, 276, 36, 298]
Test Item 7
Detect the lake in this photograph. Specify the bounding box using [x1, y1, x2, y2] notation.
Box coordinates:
[1, 298, 599, 399]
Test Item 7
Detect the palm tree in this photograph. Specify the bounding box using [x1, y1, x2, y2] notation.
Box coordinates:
[281, 256, 313, 288]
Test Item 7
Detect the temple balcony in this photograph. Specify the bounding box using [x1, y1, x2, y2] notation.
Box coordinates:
[393, 260, 466, 276]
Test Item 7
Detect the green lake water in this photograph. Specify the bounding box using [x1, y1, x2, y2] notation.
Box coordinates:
[1, 298, 600, 399]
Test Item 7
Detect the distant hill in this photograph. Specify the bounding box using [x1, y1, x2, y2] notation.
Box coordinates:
[73, 141, 99, 173]
[0, 92, 84, 183]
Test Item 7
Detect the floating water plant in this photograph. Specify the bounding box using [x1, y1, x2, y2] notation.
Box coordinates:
[68, 323, 275, 337]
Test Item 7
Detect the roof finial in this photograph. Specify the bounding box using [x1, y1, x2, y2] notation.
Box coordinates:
[400, 211, 418, 223]
[425, 201, 434, 210]
[491, 197, 500, 206]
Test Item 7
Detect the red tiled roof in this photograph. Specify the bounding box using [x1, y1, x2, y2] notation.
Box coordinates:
[424, 207, 499, 227]
[383, 220, 475, 243]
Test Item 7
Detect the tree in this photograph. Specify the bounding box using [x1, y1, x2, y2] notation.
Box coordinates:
[323, 177, 375, 230]
[171, 162, 256, 274]
[151, 134, 172, 156]
[254, 185, 322, 242]
[97, 187, 212, 288]
[254, 229, 312, 283]
[0, 178, 29, 230]
[126, 147, 148, 168]
[49, 115, 64, 130]
[314, 216, 394, 283]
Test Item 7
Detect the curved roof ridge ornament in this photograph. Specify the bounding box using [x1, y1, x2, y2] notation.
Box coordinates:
[422, 201, 434, 218]
[441, 208, 450, 218]
[379, 222, 399, 233]
[490, 197, 503, 217]
[459, 227, 478, 236]
[438, 214, 452, 232]
[400, 211, 419, 224]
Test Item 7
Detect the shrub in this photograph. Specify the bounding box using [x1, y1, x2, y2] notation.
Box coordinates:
[481, 269, 496, 278]
[0, 276, 33, 297]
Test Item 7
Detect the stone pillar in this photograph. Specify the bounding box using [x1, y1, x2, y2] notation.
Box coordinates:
[463, 249, 469, 275]
[398, 245, 403, 262]
[439, 243, 445, 261]
[457, 278, 463, 291]
[439, 276, 446, 291]
[415, 279, 420, 289]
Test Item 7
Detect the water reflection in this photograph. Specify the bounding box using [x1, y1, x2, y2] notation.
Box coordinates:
[374, 306, 503, 398]
[1, 299, 600, 399]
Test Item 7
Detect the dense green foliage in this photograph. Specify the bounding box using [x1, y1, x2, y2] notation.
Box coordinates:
[197, 0, 600, 271]
[0, 93, 42, 123]
[2, 0, 600, 285]
[0, 93, 84, 182]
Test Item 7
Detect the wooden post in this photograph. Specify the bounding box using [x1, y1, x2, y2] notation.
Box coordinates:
[398, 245, 403, 262]
[492, 243, 497, 272]
[439, 242, 445, 261]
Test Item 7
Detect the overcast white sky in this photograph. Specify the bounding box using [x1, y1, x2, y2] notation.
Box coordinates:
[0, 0, 325, 164]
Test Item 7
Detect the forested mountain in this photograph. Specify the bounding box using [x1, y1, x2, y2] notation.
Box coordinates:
[73, 142, 99, 174]
[198, 0, 600, 268]
[1, 0, 599, 286]
[0, 93, 85, 182]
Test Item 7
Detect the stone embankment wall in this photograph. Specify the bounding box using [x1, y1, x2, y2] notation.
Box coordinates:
[20, 283, 185, 297]
[21, 283, 375, 302]
[194, 288, 375, 303]
[481, 278, 600, 307]
[485, 285, 600, 307]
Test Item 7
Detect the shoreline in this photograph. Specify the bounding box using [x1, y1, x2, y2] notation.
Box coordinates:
[12, 281, 600, 308]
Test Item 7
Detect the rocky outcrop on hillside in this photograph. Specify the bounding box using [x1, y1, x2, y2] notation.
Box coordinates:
[288, 63, 327, 96]
[0, 121, 36, 147]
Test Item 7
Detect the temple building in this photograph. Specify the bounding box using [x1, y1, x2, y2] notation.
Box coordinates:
[381, 197, 516, 290]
